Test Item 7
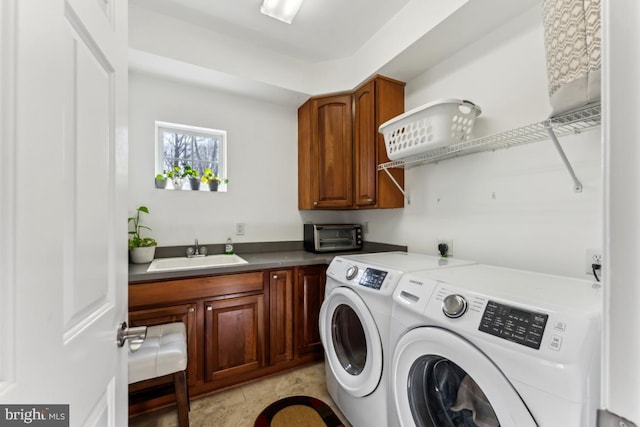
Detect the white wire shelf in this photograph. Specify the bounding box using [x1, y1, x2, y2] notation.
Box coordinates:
[377, 103, 601, 202]
[378, 102, 600, 169]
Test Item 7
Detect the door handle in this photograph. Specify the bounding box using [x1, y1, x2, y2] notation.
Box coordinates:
[117, 321, 147, 352]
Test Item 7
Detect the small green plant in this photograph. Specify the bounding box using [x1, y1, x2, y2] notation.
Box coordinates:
[202, 168, 228, 184]
[128, 205, 158, 250]
[183, 165, 199, 178]
[166, 165, 186, 179]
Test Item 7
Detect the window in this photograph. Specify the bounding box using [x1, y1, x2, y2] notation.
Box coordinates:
[156, 121, 227, 191]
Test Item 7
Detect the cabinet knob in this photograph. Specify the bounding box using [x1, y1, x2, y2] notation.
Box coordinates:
[368, 198, 373, 202]
[313, 201, 318, 206]
[207, 306, 213, 311]
[188, 307, 195, 313]
[273, 274, 278, 279]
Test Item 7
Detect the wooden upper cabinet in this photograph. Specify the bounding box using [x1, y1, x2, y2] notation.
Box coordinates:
[368, 76, 406, 209]
[354, 81, 377, 207]
[298, 75, 405, 210]
[299, 93, 354, 209]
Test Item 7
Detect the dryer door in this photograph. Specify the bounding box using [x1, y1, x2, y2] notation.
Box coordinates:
[391, 327, 537, 427]
[319, 286, 383, 397]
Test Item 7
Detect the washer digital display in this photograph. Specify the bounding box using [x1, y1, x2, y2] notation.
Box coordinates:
[358, 268, 387, 290]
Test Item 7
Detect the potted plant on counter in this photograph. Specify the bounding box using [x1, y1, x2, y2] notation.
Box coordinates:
[128, 205, 158, 264]
[184, 165, 201, 190]
[202, 168, 228, 191]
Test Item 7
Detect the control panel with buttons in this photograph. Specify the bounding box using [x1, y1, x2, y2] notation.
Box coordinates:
[478, 300, 549, 350]
[358, 268, 388, 290]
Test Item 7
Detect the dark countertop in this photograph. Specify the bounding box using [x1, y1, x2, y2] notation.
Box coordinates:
[128, 241, 407, 284]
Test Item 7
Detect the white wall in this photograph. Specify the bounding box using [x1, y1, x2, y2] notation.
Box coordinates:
[348, 6, 603, 279]
[128, 72, 344, 246]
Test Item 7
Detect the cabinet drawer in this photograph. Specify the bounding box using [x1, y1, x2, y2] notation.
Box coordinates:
[129, 272, 264, 308]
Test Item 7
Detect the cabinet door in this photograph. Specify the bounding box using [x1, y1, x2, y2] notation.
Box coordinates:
[374, 77, 405, 208]
[129, 303, 198, 386]
[205, 294, 265, 382]
[354, 80, 377, 207]
[295, 266, 326, 355]
[269, 269, 294, 365]
[312, 94, 354, 208]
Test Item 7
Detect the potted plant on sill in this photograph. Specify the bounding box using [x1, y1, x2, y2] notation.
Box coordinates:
[154, 171, 168, 189]
[167, 165, 186, 190]
[128, 205, 158, 264]
[184, 165, 201, 190]
[202, 168, 228, 191]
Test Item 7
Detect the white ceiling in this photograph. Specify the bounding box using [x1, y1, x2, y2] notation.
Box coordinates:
[129, 0, 412, 63]
[129, 0, 542, 105]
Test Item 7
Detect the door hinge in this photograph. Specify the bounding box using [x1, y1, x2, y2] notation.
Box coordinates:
[598, 409, 637, 427]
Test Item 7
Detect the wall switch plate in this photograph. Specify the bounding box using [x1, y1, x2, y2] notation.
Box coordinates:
[235, 223, 245, 235]
[585, 248, 602, 274]
[437, 240, 453, 257]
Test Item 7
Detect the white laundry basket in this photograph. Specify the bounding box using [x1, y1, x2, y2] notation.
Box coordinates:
[379, 99, 482, 161]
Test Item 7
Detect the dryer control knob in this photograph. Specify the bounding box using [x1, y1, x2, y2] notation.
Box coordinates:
[345, 265, 359, 280]
[442, 294, 467, 318]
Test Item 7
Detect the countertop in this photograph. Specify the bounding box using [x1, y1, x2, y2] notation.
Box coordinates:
[129, 250, 349, 284]
[128, 241, 407, 284]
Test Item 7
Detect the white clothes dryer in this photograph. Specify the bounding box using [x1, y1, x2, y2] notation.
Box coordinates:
[319, 252, 475, 427]
[388, 264, 602, 427]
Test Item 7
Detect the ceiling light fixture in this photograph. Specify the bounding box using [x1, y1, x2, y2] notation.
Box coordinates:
[260, 0, 304, 24]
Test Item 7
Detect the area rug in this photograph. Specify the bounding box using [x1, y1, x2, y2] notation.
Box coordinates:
[254, 395, 345, 427]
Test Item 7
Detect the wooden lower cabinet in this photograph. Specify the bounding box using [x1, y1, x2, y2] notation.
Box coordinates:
[269, 269, 294, 365]
[204, 294, 265, 382]
[295, 265, 326, 356]
[128, 265, 326, 418]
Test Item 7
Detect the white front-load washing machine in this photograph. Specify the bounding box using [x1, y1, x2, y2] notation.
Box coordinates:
[319, 252, 475, 427]
[388, 264, 602, 427]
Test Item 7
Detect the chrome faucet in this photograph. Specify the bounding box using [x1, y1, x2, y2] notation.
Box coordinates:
[186, 239, 207, 258]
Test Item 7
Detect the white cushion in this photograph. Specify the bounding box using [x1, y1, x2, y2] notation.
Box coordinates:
[128, 322, 187, 384]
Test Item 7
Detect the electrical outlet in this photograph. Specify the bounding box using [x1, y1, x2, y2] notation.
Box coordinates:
[585, 248, 602, 274]
[363, 221, 369, 234]
[235, 222, 245, 236]
[437, 240, 453, 257]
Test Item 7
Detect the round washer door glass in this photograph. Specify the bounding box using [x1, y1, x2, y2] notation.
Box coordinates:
[319, 286, 383, 397]
[408, 355, 498, 426]
[391, 327, 536, 427]
[332, 304, 367, 375]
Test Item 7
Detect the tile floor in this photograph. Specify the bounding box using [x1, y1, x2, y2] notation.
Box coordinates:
[129, 362, 351, 427]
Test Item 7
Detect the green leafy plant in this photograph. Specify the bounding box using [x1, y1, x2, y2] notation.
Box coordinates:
[128, 205, 158, 250]
[201, 168, 228, 184]
[166, 165, 186, 179]
[183, 165, 199, 179]
[155, 171, 167, 182]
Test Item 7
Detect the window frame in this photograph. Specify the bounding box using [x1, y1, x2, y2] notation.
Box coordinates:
[155, 121, 228, 191]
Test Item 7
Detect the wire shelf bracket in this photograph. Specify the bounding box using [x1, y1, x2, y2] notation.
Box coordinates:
[378, 103, 601, 199]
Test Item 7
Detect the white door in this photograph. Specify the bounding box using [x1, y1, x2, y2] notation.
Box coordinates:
[319, 286, 383, 397]
[0, 0, 128, 425]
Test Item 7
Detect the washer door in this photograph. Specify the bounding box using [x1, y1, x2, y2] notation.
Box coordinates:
[391, 327, 537, 427]
[319, 286, 383, 397]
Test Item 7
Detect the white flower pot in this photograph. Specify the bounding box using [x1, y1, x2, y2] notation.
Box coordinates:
[130, 246, 156, 264]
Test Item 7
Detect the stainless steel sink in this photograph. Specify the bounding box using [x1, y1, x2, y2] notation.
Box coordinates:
[147, 254, 248, 272]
